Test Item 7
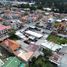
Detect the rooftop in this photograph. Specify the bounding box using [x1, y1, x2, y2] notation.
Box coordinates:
[49, 52, 63, 65]
[16, 40, 39, 61]
[2, 39, 20, 51]
[0, 24, 11, 30]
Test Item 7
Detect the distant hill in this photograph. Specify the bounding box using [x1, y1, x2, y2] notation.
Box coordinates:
[17, 0, 67, 2]
[1, 0, 67, 2]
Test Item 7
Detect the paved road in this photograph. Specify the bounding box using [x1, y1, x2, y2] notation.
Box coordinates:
[59, 54, 67, 67]
[59, 46, 67, 54]
[59, 46, 67, 67]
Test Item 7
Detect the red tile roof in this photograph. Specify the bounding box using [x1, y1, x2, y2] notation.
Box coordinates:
[3, 39, 20, 51]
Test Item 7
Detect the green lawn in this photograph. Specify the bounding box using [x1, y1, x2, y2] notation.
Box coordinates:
[3, 57, 25, 67]
[47, 34, 67, 45]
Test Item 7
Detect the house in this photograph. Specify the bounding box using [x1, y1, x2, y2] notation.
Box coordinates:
[4, 20, 22, 30]
[43, 8, 52, 11]
[1, 39, 39, 62]
[49, 52, 63, 66]
[21, 16, 28, 23]
[10, 20, 22, 30]
[41, 40, 62, 51]
[48, 18, 56, 23]
[0, 24, 11, 41]
[0, 17, 3, 21]
[25, 30, 43, 38]
[16, 40, 39, 62]
[1, 39, 20, 53]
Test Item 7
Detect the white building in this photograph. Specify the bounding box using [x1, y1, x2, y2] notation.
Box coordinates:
[41, 40, 62, 51]
[25, 30, 43, 38]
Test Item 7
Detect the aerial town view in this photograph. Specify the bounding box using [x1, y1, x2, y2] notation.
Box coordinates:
[0, 0, 67, 67]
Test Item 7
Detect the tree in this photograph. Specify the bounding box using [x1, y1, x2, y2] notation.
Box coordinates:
[31, 57, 37, 64]
[30, 5, 36, 10]
[35, 0, 67, 13]
[42, 48, 53, 58]
[37, 4, 43, 10]
[29, 57, 37, 67]
[21, 3, 30, 8]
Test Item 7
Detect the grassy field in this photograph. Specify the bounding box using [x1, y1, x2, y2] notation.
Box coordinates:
[47, 34, 67, 45]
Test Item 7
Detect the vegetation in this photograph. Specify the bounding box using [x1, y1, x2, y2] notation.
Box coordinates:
[1, 0, 67, 13]
[14, 2, 43, 10]
[53, 22, 60, 27]
[12, 0, 67, 12]
[0, 46, 14, 62]
[47, 34, 67, 45]
[27, 56, 57, 67]
[35, 0, 67, 13]
[26, 49, 57, 67]
[30, 5, 36, 10]
[53, 22, 67, 35]
[42, 48, 53, 58]
[27, 48, 57, 67]
[9, 34, 21, 40]
[20, 3, 30, 8]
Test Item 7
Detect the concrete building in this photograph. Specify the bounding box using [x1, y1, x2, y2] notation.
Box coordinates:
[0, 24, 11, 41]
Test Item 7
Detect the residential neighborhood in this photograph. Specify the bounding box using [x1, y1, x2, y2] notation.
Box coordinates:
[0, 0, 67, 67]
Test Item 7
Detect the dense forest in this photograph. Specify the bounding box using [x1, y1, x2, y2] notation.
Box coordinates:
[17, 0, 67, 13]
[1, 0, 67, 13]
[34, 0, 67, 13]
[17, 0, 67, 2]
